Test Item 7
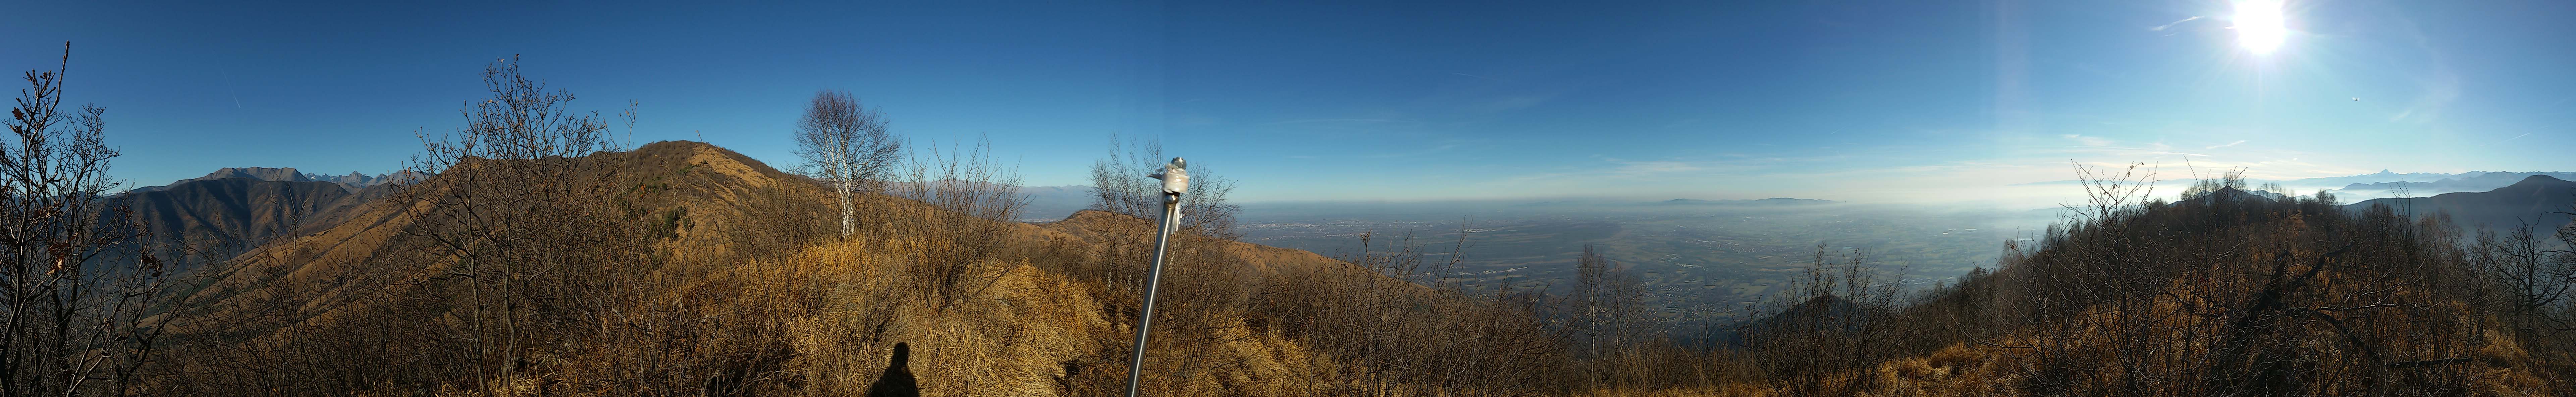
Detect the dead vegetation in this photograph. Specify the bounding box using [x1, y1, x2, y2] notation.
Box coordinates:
[1684, 164, 2576, 396]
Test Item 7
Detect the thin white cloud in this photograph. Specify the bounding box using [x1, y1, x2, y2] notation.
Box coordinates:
[2478, 132, 2533, 147]
[2205, 140, 2247, 149]
[2149, 16, 2203, 31]
[2386, 16, 2460, 125]
[1361, 143, 1461, 158]
[2060, 134, 2115, 147]
[2388, 73, 2457, 124]
[1474, 95, 1549, 112]
[1263, 118, 1417, 126]
[1613, 161, 1702, 176]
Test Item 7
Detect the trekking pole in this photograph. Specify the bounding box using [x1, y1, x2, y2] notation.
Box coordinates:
[1126, 158, 1187, 397]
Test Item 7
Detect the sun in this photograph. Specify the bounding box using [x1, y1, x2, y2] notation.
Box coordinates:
[2234, 0, 2288, 54]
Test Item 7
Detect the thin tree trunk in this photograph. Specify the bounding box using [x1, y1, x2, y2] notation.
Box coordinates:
[839, 180, 855, 237]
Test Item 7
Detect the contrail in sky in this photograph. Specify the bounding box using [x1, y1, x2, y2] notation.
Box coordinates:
[2150, 16, 2203, 31]
[2480, 132, 2532, 147]
[1449, 72, 1498, 80]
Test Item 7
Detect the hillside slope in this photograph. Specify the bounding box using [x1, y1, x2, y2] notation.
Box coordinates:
[1704, 181, 2576, 396]
[153, 140, 1523, 396]
[176, 141, 835, 323]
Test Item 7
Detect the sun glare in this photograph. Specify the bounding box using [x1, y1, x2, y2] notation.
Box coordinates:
[2234, 0, 2287, 54]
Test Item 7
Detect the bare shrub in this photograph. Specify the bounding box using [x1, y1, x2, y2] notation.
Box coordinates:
[2473, 219, 2576, 331]
[390, 55, 641, 391]
[1086, 136, 1240, 239]
[1246, 229, 1568, 396]
[889, 137, 1029, 311]
[1734, 245, 1907, 396]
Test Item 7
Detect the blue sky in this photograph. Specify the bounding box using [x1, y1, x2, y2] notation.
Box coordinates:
[6, 0, 2570, 206]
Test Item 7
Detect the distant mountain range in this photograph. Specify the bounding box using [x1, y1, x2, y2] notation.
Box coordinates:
[1654, 197, 1838, 206]
[129, 167, 411, 193]
[1018, 185, 1093, 222]
[1502, 197, 1840, 208]
[2017, 170, 2574, 202]
[2345, 175, 2576, 232]
[2287, 169, 2475, 186]
[94, 167, 416, 269]
[2322, 171, 2576, 201]
[1687, 294, 1875, 350]
[101, 176, 394, 269]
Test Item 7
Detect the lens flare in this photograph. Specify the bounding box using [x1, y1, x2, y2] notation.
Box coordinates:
[2235, 0, 2287, 54]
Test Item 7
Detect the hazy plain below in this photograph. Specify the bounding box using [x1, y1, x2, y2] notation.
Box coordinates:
[1230, 198, 2068, 327]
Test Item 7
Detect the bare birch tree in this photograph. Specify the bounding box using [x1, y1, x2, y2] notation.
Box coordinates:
[792, 91, 902, 237]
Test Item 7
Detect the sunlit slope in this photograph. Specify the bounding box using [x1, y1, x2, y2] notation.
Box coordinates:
[159, 139, 1447, 395]
[174, 141, 836, 330]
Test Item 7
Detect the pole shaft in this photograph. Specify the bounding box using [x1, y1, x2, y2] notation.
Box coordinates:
[1124, 200, 1180, 397]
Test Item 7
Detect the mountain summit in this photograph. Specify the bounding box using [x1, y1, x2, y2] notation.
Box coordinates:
[131, 167, 405, 193]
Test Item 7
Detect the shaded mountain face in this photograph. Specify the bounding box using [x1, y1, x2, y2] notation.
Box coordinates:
[2346, 175, 2576, 232]
[99, 177, 376, 269]
[1691, 294, 1876, 350]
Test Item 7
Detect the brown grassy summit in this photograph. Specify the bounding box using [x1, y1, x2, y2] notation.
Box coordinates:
[152, 140, 1566, 396]
[173, 140, 828, 321]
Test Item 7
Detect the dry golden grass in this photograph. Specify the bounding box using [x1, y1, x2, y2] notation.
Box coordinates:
[602, 225, 1388, 396]
[1924, 343, 1978, 372]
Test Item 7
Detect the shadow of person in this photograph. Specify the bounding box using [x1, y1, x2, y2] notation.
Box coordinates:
[865, 342, 919, 397]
